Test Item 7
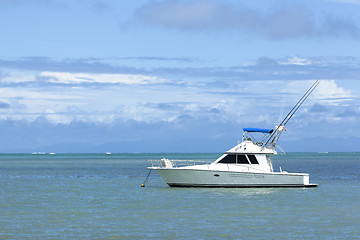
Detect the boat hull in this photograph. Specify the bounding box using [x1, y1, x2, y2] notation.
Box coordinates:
[152, 168, 317, 188]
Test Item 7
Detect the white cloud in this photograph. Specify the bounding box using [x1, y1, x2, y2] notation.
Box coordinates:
[281, 56, 312, 66]
[1, 70, 166, 85]
[39, 71, 165, 85]
[315, 80, 353, 104]
[287, 80, 353, 105]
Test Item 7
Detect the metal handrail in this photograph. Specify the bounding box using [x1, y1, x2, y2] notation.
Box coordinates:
[148, 159, 211, 168]
[148, 159, 269, 173]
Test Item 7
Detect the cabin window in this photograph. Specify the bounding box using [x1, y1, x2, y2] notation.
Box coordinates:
[247, 155, 259, 164]
[219, 154, 258, 164]
[218, 154, 236, 164]
[237, 155, 249, 164]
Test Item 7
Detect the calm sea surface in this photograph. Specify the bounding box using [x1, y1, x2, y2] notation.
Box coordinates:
[0, 152, 359, 239]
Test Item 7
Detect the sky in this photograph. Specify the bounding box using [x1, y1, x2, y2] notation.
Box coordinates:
[0, 0, 360, 153]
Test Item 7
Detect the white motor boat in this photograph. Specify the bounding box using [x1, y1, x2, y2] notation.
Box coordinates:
[147, 81, 319, 188]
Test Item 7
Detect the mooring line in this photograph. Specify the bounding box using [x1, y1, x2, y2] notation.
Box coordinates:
[141, 169, 152, 187]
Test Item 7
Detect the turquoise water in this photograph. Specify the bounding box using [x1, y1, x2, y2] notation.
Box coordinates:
[1, 153, 359, 239]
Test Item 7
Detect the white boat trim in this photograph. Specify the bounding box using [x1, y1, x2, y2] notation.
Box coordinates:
[150, 167, 317, 188]
[168, 183, 318, 188]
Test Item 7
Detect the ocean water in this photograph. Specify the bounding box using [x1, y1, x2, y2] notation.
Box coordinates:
[0, 152, 359, 239]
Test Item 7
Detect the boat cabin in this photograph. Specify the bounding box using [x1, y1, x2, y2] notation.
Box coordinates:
[211, 128, 278, 173]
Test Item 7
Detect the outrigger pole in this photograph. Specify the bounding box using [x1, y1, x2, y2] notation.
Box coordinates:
[262, 80, 320, 149]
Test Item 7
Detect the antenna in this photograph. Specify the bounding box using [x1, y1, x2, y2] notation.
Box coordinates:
[262, 80, 320, 148]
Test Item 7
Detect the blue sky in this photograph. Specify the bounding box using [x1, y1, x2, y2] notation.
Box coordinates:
[0, 0, 360, 152]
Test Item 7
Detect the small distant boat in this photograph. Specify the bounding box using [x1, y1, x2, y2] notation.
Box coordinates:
[32, 152, 46, 155]
[49, 153, 56, 155]
[106, 152, 112, 155]
[148, 81, 320, 188]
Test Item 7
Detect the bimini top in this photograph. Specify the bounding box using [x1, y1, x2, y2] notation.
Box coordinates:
[243, 128, 273, 133]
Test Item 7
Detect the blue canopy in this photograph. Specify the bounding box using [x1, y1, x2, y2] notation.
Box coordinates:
[243, 128, 273, 133]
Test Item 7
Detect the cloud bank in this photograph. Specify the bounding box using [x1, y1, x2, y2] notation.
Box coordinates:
[1, 55, 358, 152]
[2, 56, 360, 85]
[134, 0, 360, 40]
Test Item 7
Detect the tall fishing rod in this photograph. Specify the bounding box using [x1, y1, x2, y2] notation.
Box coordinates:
[264, 79, 320, 147]
[262, 80, 320, 148]
[282, 80, 319, 127]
